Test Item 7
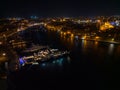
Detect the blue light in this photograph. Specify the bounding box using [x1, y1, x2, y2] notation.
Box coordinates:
[110, 22, 116, 25]
[56, 60, 60, 63]
[52, 61, 56, 64]
[19, 58, 25, 65]
[60, 58, 63, 61]
[30, 16, 38, 19]
[58, 60, 63, 66]
[42, 63, 46, 66]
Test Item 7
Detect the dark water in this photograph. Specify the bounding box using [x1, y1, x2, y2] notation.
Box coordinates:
[8, 28, 120, 90]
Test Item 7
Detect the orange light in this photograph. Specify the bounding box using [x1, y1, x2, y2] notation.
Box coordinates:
[82, 36, 86, 39]
[64, 32, 66, 35]
[0, 42, 2, 45]
[100, 22, 114, 31]
[67, 31, 71, 34]
[71, 34, 74, 37]
[95, 36, 99, 39]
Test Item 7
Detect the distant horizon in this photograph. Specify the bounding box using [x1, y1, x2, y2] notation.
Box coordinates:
[1, 0, 120, 18]
[1, 14, 120, 18]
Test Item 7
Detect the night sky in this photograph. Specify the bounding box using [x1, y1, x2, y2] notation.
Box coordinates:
[0, 0, 120, 17]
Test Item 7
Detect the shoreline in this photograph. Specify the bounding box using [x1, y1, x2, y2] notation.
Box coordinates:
[79, 38, 120, 44]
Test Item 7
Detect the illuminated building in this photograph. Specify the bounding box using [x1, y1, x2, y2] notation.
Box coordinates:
[100, 22, 114, 31]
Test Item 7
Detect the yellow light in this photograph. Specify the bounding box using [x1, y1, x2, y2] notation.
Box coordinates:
[112, 38, 114, 41]
[71, 34, 74, 37]
[95, 41, 98, 45]
[100, 22, 114, 31]
[60, 31, 63, 34]
[82, 36, 86, 39]
[44, 23, 47, 26]
[64, 32, 66, 35]
[2, 53, 6, 56]
[97, 20, 101, 23]
[67, 31, 71, 34]
[95, 36, 99, 39]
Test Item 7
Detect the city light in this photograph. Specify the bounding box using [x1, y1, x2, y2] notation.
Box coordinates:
[2, 53, 6, 56]
[95, 36, 100, 40]
[71, 34, 74, 37]
[100, 22, 114, 31]
[112, 38, 114, 41]
[0, 42, 2, 45]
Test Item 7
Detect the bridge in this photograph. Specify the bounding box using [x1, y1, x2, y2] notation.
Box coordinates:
[0, 22, 45, 41]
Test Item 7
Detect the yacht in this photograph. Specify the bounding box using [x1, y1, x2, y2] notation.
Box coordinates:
[19, 46, 70, 66]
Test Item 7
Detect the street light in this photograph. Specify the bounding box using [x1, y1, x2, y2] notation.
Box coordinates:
[2, 53, 6, 56]
[0, 42, 2, 45]
[112, 38, 114, 41]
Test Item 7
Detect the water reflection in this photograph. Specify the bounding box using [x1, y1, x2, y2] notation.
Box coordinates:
[108, 43, 114, 55]
[60, 31, 74, 45]
[21, 28, 120, 71]
[39, 57, 70, 71]
[70, 37, 74, 44]
[81, 39, 87, 52]
[75, 40, 79, 47]
[93, 41, 98, 50]
[95, 41, 98, 46]
[81, 39, 87, 48]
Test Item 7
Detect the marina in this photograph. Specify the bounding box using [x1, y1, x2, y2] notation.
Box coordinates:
[19, 45, 70, 67]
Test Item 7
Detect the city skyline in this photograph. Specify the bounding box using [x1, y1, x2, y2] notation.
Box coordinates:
[1, 5, 120, 89]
